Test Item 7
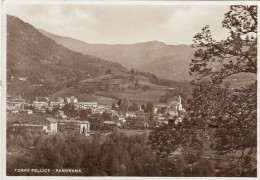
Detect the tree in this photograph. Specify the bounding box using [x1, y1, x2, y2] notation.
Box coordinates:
[112, 102, 116, 110]
[145, 102, 154, 120]
[118, 98, 122, 106]
[128, 102, 139, 112]
[134, 79, 139, 89]
[120, 100, 129, 113]
[191, 5, 257, 82]
[189, 5, 257, 175]
[148, 116, 198, 154]
[149, 5, 257, 176]
[105, 69, 112, 75]
[141, 104, 145, 111]
[131, 68, 135, 80]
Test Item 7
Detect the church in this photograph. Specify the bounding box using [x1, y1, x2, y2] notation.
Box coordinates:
[166, 96, 184, 117]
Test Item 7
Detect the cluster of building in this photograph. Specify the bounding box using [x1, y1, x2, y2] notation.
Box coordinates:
[7, 96, 111, 115]
[8, 95, 186, 135]
[11, 117, 90, 136]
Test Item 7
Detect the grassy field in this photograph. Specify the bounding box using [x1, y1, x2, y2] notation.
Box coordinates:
[224, 72, 256, 88]
[50, 73, 170, 104]
[50, 87, 115, 105]
[115, 90, 166, 103]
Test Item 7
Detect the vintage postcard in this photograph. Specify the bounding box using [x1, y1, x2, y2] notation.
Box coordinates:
[1, 0, 258, 179]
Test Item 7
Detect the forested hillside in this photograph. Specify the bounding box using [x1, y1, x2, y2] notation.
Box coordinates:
[7, 15, 128, 99]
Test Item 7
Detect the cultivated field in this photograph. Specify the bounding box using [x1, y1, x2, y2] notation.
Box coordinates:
[50, 87, 115, 105]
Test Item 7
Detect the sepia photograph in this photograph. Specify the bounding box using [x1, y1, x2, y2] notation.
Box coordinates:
[1, 0, 258, 178]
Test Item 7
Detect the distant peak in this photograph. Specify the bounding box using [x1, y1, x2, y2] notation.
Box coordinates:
[148, 40, 166, 44]
[135, 40, 167, 46]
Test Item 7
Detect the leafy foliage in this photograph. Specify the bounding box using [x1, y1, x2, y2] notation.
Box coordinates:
[149, 5, 257, 177]
[189, 5, 257, 175]
[7, 130, 162, 176]
[189, 5, 257, 151]
[190, 5, 257, 82]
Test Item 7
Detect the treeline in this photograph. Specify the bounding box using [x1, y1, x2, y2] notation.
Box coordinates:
[7, 129, 163, 176]
[8, 127, 245, 177]
[138, 71, 189, 88]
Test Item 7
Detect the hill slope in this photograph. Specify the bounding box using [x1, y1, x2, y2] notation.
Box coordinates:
[39, 30, 195, 81]
[7, 15, 128, 99]
[50, 73, 170, 105]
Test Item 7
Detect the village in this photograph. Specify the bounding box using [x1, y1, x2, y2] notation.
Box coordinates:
[7, 94, 187, 136]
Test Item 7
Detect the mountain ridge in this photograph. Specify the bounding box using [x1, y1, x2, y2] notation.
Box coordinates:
[39, 29, 195, 81]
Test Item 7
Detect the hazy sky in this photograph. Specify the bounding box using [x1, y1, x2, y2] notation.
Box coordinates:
[6, 4, 230, 45]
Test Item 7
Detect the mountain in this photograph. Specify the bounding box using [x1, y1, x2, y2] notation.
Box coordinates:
[39, 30, 195, 81]
[7, 15, 128, 99]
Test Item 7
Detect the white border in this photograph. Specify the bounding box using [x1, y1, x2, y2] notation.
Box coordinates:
[1, 1, 260, 180]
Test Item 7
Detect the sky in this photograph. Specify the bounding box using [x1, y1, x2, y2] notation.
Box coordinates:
[6, 4, 230, 45]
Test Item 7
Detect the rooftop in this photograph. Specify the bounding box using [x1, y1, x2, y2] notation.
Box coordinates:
[46, 117, 89, 124]
[103, 121, 117, 125]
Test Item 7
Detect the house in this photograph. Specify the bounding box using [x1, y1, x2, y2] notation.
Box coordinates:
[11, 110, 19, 114]
[175, 117, 183, 125]
[71, 96, 78, 104]
[74, 102, 98, 109]
[46, 117, 90, 135]
[59, 102, 65, 109]
[58, 110, 64, 115]
[137, 106, 143, 112]
[92, 108, 105, 114]
[7, 98, 26, 110]
[50, 101, 59, 108]
[20, 109, 33, 114]
[109, 110, 118, 116]
[36, 97, 49, 102]
[65, 97, 71, 104]
[136, 112, 150, 120]
[153, 107, 158, 114]
[7, 106, 19, 113]
[34, 107, 46, 114]
[118, 117, 126, 123]
[11, 76, 28, 82]
[56, 110, 67, 119]
[126, 112, 137, 118]
[158, 116, 166, 121]
[32, 101, 48, 108]
[57, 97, 65, 103]
[61, 114, 67, 119]
[103, 121, 121, 127]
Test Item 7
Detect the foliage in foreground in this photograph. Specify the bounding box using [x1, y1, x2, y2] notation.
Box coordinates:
[7, 130, 162, 176]
[149, 5, 257, 177]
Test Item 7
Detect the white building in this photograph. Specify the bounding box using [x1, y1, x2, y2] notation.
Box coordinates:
[126, 112, 137, 118]
[166, 96, 184, 117]
[153, 107, 158, 114]
[46, 117, 90, 135]
[75, 102, 98, 109]
[73, 98, 78, 104]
